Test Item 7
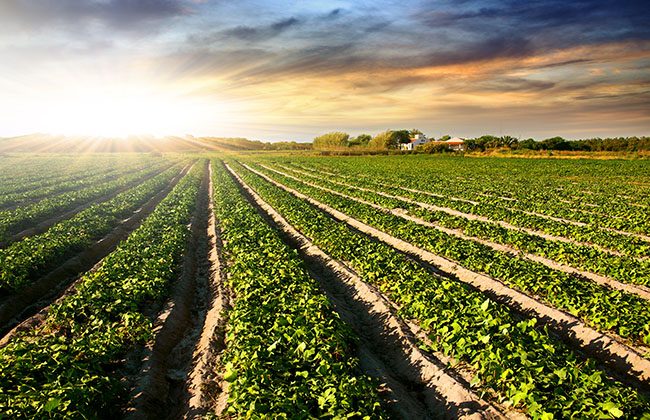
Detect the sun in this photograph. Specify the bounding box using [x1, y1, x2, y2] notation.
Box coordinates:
[38, 88, 198, 137]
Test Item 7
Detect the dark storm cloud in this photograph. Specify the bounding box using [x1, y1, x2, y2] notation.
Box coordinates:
[416, 0, 650, 45]
[0, 0, 192, 31]
[219, 17, 302, 42]
[417, 36, 534, 68]
[223, 34, 532, 86]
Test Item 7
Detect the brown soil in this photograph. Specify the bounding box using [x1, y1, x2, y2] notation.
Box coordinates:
[182, 161, 231, 419]
[125, 161, 230, 420]
[0, 163, 192, 345]
[226, 163, 518, 420]
[240, 162, 650, 388]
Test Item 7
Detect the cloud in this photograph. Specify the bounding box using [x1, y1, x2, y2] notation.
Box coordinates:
[416, 0, 650, 48]
[0, 0, 193, 32]
[219, 17, 302, 42]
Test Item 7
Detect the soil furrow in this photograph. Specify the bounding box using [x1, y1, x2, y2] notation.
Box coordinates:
[226, 162, 513, 420]
[181, 161, 231, 420]
[0, 163, 192, 346]
[240, 162, 650, 388]
[126, 161, 211, 420]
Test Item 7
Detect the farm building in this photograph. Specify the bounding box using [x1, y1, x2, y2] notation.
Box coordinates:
[445, 137, 465, 151]
[400, 134, 429, 150]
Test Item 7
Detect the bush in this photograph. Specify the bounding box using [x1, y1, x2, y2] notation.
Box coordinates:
[418, 142, 450, 154]
[313, 132, 350, 150]
[369, 130, 398, 150]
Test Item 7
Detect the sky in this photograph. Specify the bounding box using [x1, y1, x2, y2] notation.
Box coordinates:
[0, 0, 649, 141]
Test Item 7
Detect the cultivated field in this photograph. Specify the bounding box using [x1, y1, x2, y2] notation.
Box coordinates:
[0, 153, 649, 419]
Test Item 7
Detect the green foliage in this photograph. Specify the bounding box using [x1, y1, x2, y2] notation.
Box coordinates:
[0, 163, 185, 293]
[391, 129, 411, 144]
[312, 132, 350, 150]
[519, 138, 538, 150]
[541, 136, 569, 150]
[211, 160, 386, 419]
[231, 158, 650, 419]
[256, 159, 650, 344]
[368, 130, 397, 150]
[0, 160, 171, 243]
[0, 162, 204, 419]
[349, 134, 372, 147]
[417, 142, 450, 154]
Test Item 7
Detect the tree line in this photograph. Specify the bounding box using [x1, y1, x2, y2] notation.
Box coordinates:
[311, 131, 650, 152]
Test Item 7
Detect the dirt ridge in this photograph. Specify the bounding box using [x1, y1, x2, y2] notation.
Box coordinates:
[126, 161, 225, 420]
[182, 161, 231, 419]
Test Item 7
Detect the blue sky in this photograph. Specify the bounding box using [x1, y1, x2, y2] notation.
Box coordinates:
[0, 0, 648, 140]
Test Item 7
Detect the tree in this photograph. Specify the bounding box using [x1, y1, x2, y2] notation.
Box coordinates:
[312, 132, 350, 149]
[349, 134, 372, 147]
[391, 130, 411, 144]
[440, 134, 451, 141]
[540, 136, 568, 150]
[500, 135, 518, 148]
[519, 138, 538, 150]
[409, 129, 424, 138]
[369, 130, 398, 150]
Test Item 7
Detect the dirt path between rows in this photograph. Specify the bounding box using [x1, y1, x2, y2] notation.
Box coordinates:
[226, 163, 518, 420]
[126, 161, 229, 420]
[277, 164, 643, 259]
[182, 161, 231, 420]
[0, 163, 192, 345]
[269, 164, 650, 298]
[4, 162, 178, 246]
[240, 162, 650, 388]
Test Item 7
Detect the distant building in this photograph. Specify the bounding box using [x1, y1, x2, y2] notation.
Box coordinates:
[424, 137, 466, 151]
[445, 137, 465, 151]
[400, 134, 429, 150]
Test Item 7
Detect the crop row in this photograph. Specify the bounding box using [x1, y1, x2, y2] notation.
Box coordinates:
[211, 159, 385, 418]
[289, 156, 650, 213]
[0, 161, 204, 419]
[282, 159, 650, 258]
[0, 155, 162, 196]
[247, 161, 650, 345]
[0, 163, 185, 294]
[0, 157, 164, 209]
[228, 160, 650, 420]
[0, 160, 172, 244]
[271, 162, 650, 287]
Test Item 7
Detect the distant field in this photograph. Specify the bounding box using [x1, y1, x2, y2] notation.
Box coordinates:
[1, 153, 649, 419]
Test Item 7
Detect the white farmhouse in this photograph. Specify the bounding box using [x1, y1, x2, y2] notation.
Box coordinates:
[400, 134, 429, 150]
[445, 137, 465, 151]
